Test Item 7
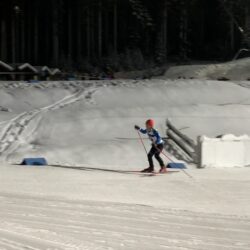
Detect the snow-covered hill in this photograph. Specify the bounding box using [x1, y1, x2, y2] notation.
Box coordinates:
[1, 79, 250, 167]
[163, 58, 250, 81]
[1, 79, 250, 249]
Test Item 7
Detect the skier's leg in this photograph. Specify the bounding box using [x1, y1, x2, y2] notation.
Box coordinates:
[154, 144, 165, 168]
[141, 147, 156, 172]
[155, 153, 164, 167]
[148, 146, 156, 169]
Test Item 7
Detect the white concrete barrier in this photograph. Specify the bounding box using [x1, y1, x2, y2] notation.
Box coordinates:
[198, 134, 250, 168]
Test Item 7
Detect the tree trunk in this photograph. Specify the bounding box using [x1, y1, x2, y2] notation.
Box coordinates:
[104, 8, 110, 56]
[77, 1, 82, 62]
[98, 0, 102, 58]
[179, 1, 188, 60]
[45, 11, 50, 66]
[1, 19, 7, 61]
[52, 2, 59, 65]
[11, 14, 16, 63]
[16, 12, 20, 63]
[245, 5, 250, 48]
[68, 7, 72, 62]
[228, 1, 235, 54]
[230, 14, 235, 52]
[21, 13, 25, 62]
[34, 13, 39, 63]
[27, 7, 32, 62]
[113, 0, 118, 54]
[90, 7, 95, 58]
[162, 0, 168, 59]
[86, 6, 91, 58]
[155, 0, 168, 63]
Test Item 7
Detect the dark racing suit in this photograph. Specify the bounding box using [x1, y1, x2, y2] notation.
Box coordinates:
[139, 128, 165, 169]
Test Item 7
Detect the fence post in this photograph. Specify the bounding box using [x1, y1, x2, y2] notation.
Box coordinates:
[166, 119, 197, 164]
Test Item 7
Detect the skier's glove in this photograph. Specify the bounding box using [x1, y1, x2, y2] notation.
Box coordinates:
[134, 125, 140, 130]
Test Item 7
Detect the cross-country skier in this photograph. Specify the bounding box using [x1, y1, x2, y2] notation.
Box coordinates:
[135, 119, 167, 173]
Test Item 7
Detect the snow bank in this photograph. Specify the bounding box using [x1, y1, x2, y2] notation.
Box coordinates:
[198, 134, 250, 168]
[1, 79, 250, 168]
[163, 58, 250, 80]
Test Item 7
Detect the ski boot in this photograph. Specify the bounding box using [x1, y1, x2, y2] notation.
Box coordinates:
[159, 166, 167, 173]
[141, 167, 154, 173]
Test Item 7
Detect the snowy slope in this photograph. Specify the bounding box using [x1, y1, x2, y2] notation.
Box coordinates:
[1, 80, 250, 167]
[163, 58, 250, 80]
[1, 79, 250, 249]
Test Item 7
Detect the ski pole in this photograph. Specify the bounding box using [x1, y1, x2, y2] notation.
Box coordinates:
[161, 149, 174, 163]
[153, 142, 174, 162]
[154, 143, 194, 178]
[137, 131, 148, 156]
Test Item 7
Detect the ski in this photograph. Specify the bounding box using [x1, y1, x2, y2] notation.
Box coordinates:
[125, 170, 180, 175]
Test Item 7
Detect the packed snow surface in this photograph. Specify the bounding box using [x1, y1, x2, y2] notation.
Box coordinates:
[0, 79, 250, 249]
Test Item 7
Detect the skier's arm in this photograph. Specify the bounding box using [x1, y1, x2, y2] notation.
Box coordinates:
[135, 125, 147, 134]
[139, 128, 147, 134]
[134, 125, 147, 134]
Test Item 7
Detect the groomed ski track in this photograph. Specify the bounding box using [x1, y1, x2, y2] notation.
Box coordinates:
[0, 193, 249, 250]
[1, 80, 250, 249]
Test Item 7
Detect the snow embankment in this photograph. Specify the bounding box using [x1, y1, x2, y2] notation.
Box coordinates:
[1, 79, 250, 168]
[163, 58, 250, 81]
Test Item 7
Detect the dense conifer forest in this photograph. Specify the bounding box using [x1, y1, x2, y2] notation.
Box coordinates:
[0, 0, 249, 73]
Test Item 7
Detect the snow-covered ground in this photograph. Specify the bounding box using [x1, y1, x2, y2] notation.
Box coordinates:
[0, 164, 250, 250]
[2, 79, 250, 166]
[162, 58, 250, 81]
[0, 78, 250, 249]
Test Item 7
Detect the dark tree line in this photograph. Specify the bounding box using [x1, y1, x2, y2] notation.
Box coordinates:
[0, 0, 250, 73]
